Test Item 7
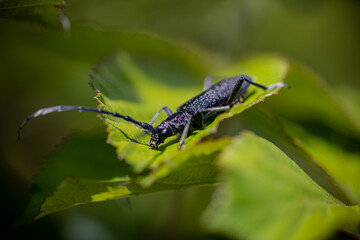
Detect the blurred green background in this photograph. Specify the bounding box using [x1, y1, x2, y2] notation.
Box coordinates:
[1, 0, 359, 239]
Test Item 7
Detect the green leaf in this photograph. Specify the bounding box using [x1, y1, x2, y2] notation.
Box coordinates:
[33, 138, 231, 221]
[0, 0, 69, 29]
[91, 52, 289, 186]
[216, 106, 350, 204]
[283, 121, 360, 205]
[140, 138, 232, 187]
[34, 176, 208, 221]
[15, 130, 127, 227]
[203, 132, 360, 240]
[258, 58, 360, 204]
[265, 61, 360, 138]
[19, 133, 230, 223]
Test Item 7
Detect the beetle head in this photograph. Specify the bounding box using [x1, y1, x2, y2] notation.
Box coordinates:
[150, 123, 173, 149]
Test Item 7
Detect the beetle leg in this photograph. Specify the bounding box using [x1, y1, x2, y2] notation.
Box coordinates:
[199, 106, 231, 113]
[150, 106, 174, 126]
[225, 75, 266, 105]
[225, 76, 288, 106]
[179, 115, 193, 149]
[225, 78, 246, 105]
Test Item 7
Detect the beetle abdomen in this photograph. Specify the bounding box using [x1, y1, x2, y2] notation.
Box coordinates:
[177, 76, 250, 113]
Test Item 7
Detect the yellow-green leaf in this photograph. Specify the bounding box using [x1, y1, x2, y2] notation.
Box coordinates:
[203, 132, 360, 240]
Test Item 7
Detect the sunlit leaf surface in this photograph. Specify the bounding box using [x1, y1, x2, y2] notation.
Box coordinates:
[283, 121, 360, 205]
[15, 131, 126, 227]
[215, 107, 350, 204]
[20, 133, 230, 223]
[203, 132, 360, 240]
[35, 176, 206, 220]
[265, 61, 360, 138]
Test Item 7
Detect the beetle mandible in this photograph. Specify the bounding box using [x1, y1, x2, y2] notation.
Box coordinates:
[19, 75, 288, 149]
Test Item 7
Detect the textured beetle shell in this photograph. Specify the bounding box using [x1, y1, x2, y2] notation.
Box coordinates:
[177, 76, 251, 114]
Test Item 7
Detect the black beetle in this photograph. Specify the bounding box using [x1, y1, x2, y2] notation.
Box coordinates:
[19, 75, 287, 149]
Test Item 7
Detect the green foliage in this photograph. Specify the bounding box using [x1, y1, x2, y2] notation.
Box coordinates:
[22, 135, 231, 223]
[265, 61, 360, 138]
[262, 59, 360, 205]
[18, 31, 360, 240]
[203, 132, 360, 240]
[283, 121, 360, 205]
[15, 131, 126, 227]
[2, 0, 359, 238]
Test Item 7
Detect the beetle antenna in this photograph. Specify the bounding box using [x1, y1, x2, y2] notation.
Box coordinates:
[18, 105, 154, 140]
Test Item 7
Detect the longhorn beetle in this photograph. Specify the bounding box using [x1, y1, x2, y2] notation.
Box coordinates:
[19, 75, 288, 149]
